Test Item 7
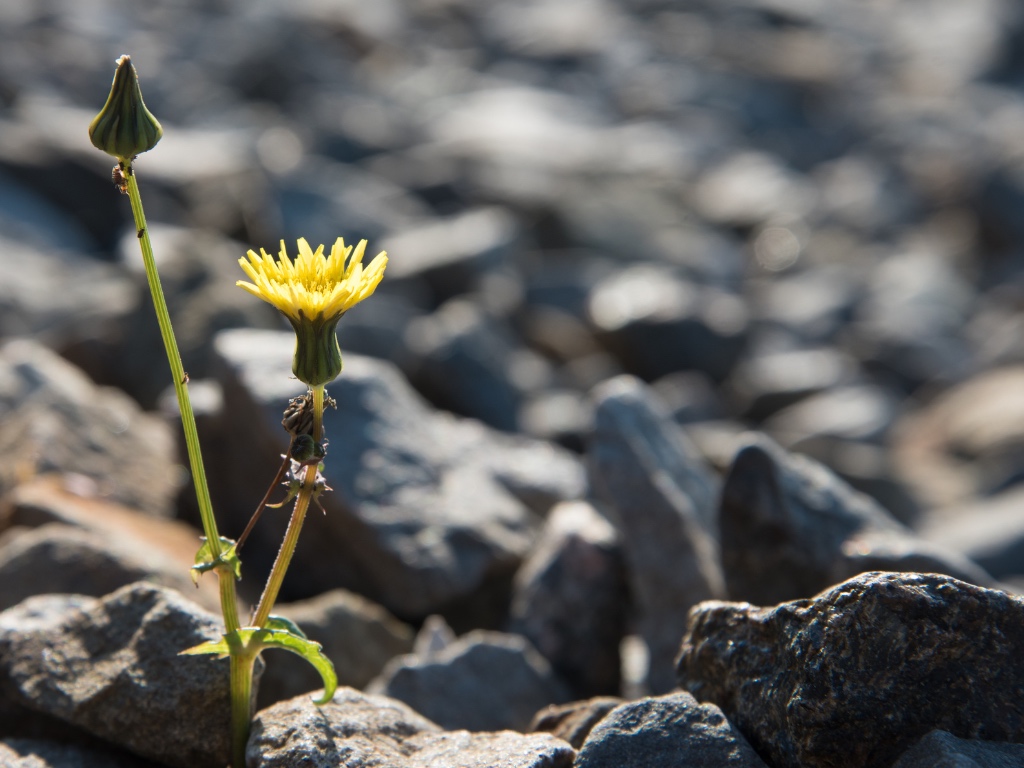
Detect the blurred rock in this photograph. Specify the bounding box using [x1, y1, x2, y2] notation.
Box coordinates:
[508, 500, 628, 699]
[0, 339, 179, 518]
[248, 689, 575, 768]
[588, 375, 724, 694]
[211, 330, 584, 626]
[678, 572, 1024, 768]
[574, 692, 768, 768]
[369, 630, 570, 732]
[891, 730, 1024, 768]
[0, 583, 254, 768]
[412, 614, 458, 659]
[587, 264, 747, 382]
[0, 738, 159, 768]
[650, 371, 726, 425]
[256, 588, 414, 709]
[530, 697, 623, 750]
[719, 433, 995, 606]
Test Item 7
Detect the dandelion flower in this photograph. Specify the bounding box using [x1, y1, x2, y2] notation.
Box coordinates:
[237, 237, 387, 386]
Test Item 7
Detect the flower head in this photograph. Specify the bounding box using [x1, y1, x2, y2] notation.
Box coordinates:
[237, 237, 387, 386]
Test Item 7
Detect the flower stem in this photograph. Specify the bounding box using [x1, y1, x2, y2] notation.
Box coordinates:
[229, 650, 256, 768]
[251, 385, 324, 629]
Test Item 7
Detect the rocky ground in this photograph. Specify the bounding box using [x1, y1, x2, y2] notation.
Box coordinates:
[2, 0, 1024, 766]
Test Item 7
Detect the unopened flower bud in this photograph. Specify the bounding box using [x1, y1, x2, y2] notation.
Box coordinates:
[89, 54, 163, 164]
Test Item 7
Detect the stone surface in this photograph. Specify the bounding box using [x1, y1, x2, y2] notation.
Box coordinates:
[0, 584, 248, 768]
[0, 339, 179, 518]
[0, 738, 159, 768]
[891, 730, 1024, 768]
[212, 331, 585, 625]
[369, 630, 570, 732]
[508, 500, 627, 699]
[256, 588, 414, 709]
[587, 375, 724, 693]
[529, 697, 623, 750]
[719, 433, 995, 605]
[247, 688, 575, 768]
[677, 572, 1024, 768]
[574, 692, 768, 768]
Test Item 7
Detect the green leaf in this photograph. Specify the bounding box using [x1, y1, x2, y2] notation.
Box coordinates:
[179, 637, 231, 658]
[191, 537, 241, 585]
[256, 628, 337, 705]
[265, 615, 308, 639]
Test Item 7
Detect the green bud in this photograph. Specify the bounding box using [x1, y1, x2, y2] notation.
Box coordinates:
[89, 54, 163, 164]
[288, 313, 343, 388]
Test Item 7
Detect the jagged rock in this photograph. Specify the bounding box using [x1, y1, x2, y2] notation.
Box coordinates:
[247, 688, 575, 768]
[677, 572, 1024, 768]
[574, 692, 768, 768]
[530, 697, 623, 750]
[508, 500, 627, 698]
[891, 730, 1024, 768]
[587, 375, 724, 693]
[719, 433, 995, 605]
[0, 339, 178, 518]
[256, 588, 414, 708]
[368, 630, 570, 732]
[212, 330, 585, 625]
[0, 584, 252, 768]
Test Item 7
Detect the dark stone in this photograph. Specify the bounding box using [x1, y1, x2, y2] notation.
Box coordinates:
[368, 630, 570, 732]
[0, 584, 255, 768]
[588, 375, 724, 693]
[508, 500, 628, 699]
[574, 692, 768, 768]
[530, 697, 623, 750]
[0, 738, 160, 767]
[247, 688, 575, 768]
[677, 572, 1024, 768]
[719, 433, 995, 605]
[256, 588, 414, 709]
[891, 730, 1024, 768]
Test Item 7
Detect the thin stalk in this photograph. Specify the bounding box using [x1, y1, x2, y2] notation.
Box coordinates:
[236, 451, 292, 552]
[229, 651, 255, 768]
[251, 386, 324, 628]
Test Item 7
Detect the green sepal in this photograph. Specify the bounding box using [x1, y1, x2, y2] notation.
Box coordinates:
[265, 615, 308, 639]
[191, 537, 241, 585]
[288, 313, 343, 387]
[88, 54, 163, 163]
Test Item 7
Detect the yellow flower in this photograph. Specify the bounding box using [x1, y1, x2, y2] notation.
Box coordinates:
[237, 237, 387, 386]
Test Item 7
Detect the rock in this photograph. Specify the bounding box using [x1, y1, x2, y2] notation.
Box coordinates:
[891, 730, 1024, 768]
[574, 692, 768, 768]
[0, 523, 210, 613]
[0, 583, 251, 768]
[677, 572, 1024, 768]
[508, 500, 628, 698]
[247, 688, 575, 768]
[0, 339, 179, 518]
[412, 614, 458, 659]
[587, 375, 724, 693]
[587, 264, 747, 382]
[529, 697, 623, 750]
[368, 630, 570, 732]
[256, 588, 414, 709]
[212, 330, 585, 625]
[0, 738, 159, 767]
[719, 433, 995, 606]
[692, 151, 814, 227]
[726, 347, 856, 421]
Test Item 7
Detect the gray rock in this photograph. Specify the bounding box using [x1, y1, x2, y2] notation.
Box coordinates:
[0, 584, 250, 768]
[891, 730, 1024, 768]
[0, 738, 159, 768]
[256, 588, 414, 709]
[247, 688, 575, 768]
[719, 433, 995, 605]
[368, 630, 570, 732]
[508, 500, 627, 698]
[0, 339, 178, 518]
[575, 692, 768, 768]
[677, 572, 1024, 768]
[0, 524, 201, 613]
[529, 697, 623, 750]
[212, 330, 585, 624]
[587, 375, 724, 693]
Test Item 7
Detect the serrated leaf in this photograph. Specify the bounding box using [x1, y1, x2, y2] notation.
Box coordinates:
[256, 629, 337, 705]
[190, 536, 241, 584]
[265, 615, 308, 639]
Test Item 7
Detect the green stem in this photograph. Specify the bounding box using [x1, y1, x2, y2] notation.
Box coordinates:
[229, 649, 256, 768]
[251, 385, 324, 629]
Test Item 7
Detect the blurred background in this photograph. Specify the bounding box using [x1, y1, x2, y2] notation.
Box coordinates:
[4, 0, 1024, 591]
